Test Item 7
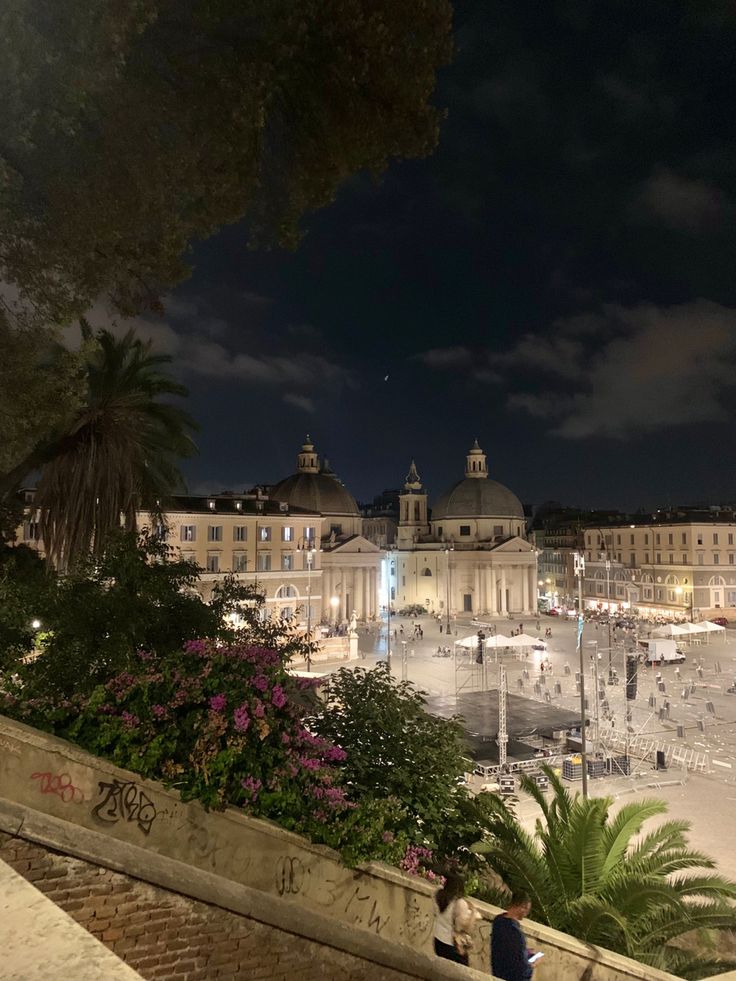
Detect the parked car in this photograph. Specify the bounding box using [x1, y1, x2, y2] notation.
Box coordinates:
[545, 609, 559, 616]
[710, 616, 729, 627]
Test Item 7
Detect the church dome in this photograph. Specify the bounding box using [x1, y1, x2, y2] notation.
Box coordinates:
[270, 437, 360, 517]
[431, 440, 524, 519]
[432, 478, 523, 519]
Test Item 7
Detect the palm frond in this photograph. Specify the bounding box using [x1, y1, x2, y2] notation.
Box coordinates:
[599, 799, 669, 879]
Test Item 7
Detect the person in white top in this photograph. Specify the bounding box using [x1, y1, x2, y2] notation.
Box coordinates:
[433, 872, 476, 966]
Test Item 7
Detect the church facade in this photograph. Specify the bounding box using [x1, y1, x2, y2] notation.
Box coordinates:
[391, 442, 538, 619]
[269, 438, 382, 623]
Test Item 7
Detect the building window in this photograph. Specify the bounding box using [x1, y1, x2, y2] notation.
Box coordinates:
[234, 525, 247, 542]
[282, 553, 294, 571]
[257, 553, 271, 572]
[208, 525, 223, 542]
[682, 554, 688, 564]
[617, 534, 621, 545]
[714, 533, 719, 545]
[682, 533, 687, 544]
[281, 607, 294, 619]
[437, 526, 443, 537]
[644, 587, 652, 599]
[282, 526, 294, 542]
[208, 500, 216, 510]
[697, 553, 704, 565]
[233, 552, 248, 572]
[23, 521, 40, 541]
[181, 525, 196, 542]
[422, 567, 432, 576]
[656, 553, 661, 564]
[630, 553, 636, 566]
[729, 533, 734, 545]
[730, 554, 735, 565]
[276, 584, 297, 598]
[181, 550, 196, 563]
[330, 523, 342, 536]
[206, 553, 220, 573]
[656, 534, 660, 545]
[493, 524, 503, 536]
[305, 526, 316, 544]
[656, 588, 663, 600]
[713, 554, 720, 565]
[260, 526, 271, 542]
[630, 534, 635, 545]
[644, 534, 649, 545]
[644, 553, 649, 564]
[459, 525, 471, 536]
[668, 533, 673, 545]
[697, 534, 703, 545]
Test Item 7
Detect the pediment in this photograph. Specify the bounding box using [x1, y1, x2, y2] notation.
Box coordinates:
[326, 534, 381, 554]
[491, 536, 536, 553]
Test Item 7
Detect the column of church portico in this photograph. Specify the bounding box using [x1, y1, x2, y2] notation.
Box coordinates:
[370, 567, 377, 617]
[489, 568, 497, 614]
[529, 568, 537, 614]
[500, 569, 507, 614]
[473, 565, 481, 615]
[356, 567, 364, 619]
[479, 565, 486, 613]
[321, 568, 330, 620]
[522, 569, 529, 612]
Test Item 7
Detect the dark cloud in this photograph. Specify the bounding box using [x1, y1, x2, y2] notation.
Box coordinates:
[633, 169, 731, 233]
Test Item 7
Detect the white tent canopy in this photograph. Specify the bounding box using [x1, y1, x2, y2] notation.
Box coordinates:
[456, 633, 512, 648]
[651, 624, 689, 637]
[504, 633, 544, 648]
[701, 620, 725, 632]
[675, 622, 704, 634]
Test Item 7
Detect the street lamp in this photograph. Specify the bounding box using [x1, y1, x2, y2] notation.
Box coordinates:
[31, 619, 42, 631]
[297, 536, 318, 671]
[574, 551, 589, 798]
[445, 543, 454, 635]
[386, 544, 396, 670]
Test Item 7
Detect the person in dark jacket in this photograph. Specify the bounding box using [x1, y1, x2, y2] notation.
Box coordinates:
[491, 892, 534, 981]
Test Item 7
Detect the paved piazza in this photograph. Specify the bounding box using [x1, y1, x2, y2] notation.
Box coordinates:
[316, 614, 736, 879]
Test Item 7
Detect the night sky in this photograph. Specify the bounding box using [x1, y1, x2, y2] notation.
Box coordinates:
[122, 1, 736, 511]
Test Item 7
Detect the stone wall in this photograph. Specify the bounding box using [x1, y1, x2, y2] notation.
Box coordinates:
[0, 714, 687, 981]
[0, 834, 432, 981]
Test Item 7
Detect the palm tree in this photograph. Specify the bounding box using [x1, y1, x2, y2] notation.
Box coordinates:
[472, 766, 736, 978]
[35, 328, 196, 567]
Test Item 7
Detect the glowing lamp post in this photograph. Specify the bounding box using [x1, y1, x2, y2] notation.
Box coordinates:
[330, 594, 340, 628]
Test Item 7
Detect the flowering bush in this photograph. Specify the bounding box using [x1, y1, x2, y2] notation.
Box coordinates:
[5, 638, 350, 838]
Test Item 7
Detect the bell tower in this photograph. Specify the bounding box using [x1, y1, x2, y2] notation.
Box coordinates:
[397, 460, 428, 547]
[297, 435, 319, 474]
[465, 439, 488, 479]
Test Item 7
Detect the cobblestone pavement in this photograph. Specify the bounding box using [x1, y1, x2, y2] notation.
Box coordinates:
[308, 612, 736, 878]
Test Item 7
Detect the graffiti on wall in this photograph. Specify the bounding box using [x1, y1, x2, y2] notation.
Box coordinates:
[92, 779, 157, 834]
[30, 771, 84, 803]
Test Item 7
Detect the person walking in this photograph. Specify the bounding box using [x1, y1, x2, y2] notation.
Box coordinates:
[432, 872, 477, 966]
[491, 892, 535, 981]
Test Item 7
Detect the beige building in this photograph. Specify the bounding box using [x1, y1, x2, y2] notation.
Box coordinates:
[19, 489, 326, 625]
[582, 514, 736, 619]
[269, 438, 382, 623]
[391, 442, 538, 618]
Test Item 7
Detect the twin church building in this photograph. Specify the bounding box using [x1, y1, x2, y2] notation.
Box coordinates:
[269, 437, 537, 622]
